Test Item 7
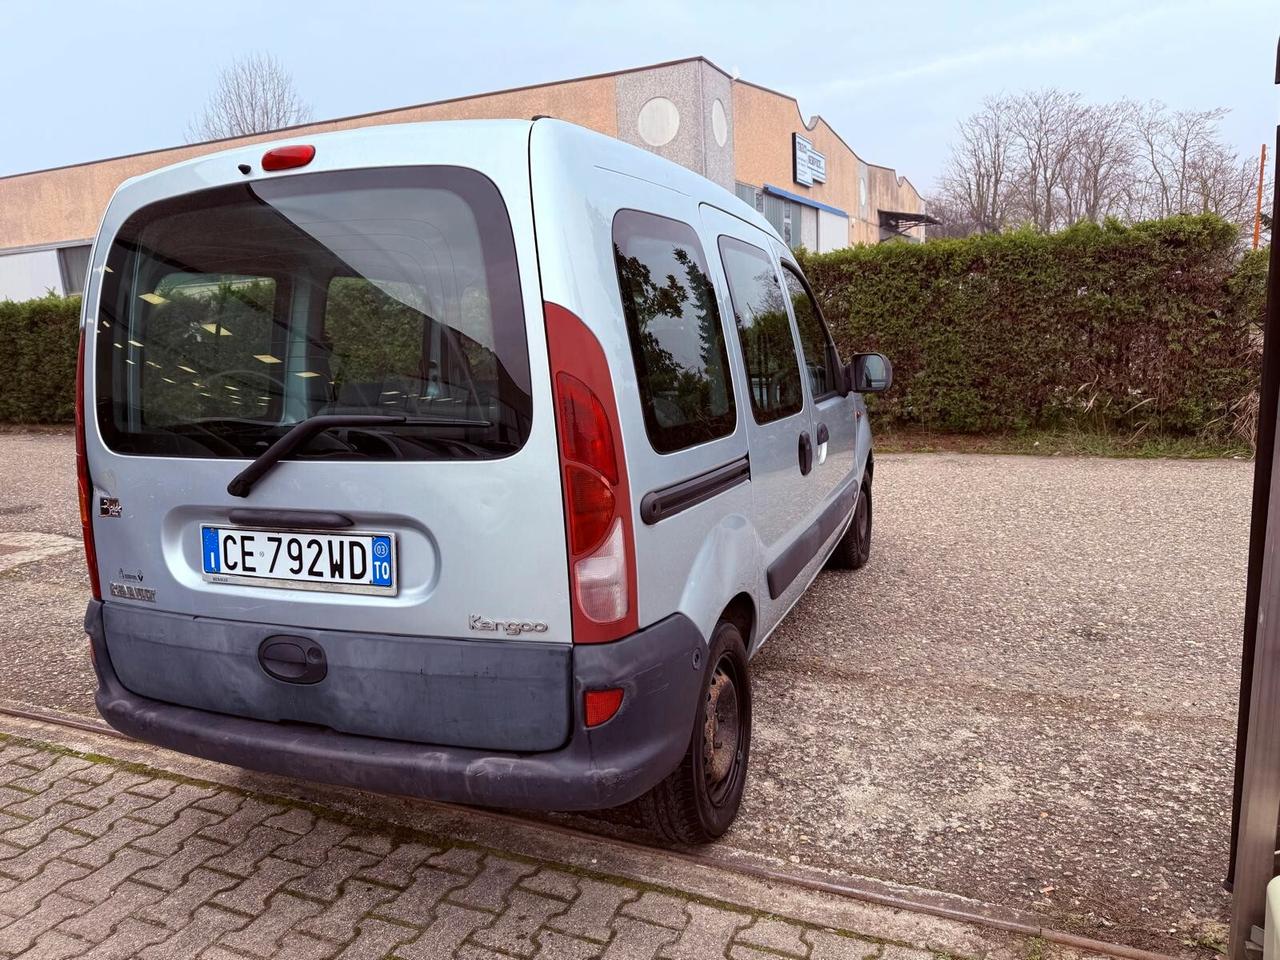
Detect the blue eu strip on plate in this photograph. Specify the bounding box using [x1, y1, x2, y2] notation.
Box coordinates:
[202, 526, 220, 574]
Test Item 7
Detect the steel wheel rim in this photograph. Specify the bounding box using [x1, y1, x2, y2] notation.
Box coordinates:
[702, 653, 745, 805]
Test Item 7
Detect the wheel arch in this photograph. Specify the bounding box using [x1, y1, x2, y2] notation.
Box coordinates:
[674, 512, 760, 651]
[719, 592, 756, 650]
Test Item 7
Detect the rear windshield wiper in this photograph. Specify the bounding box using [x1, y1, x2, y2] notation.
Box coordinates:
[227, 415, 406, 498]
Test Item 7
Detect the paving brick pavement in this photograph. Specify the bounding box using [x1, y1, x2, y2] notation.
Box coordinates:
[0, 734, 1056, 960]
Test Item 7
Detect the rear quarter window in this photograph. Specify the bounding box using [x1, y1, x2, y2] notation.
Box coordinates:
[612, 209, 736, 454]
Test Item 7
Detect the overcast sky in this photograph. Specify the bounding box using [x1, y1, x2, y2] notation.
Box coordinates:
[2, 0, 1277, 190]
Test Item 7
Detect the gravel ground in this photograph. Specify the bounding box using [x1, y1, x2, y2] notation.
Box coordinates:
[743, 450, 1244, 953]
[0, 432, 1248, 955]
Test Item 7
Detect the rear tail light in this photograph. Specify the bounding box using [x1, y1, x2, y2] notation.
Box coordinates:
[575, 519, 627, 621]
[75, 326, 101, 600]
[584, 687, 625, 727]
[563, 462, 615, 555]
[556, 374, 618, 483]
[545, 303, 638, 644]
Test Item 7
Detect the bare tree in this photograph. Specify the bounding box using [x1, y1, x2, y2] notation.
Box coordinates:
[1193, 147, 1257, 224]
[937, 95, 1016, 234]
[936, 90, 1262, 238]
[1060, 100, 1136, 225]
[1129, 103, 1224, 218]
[1008, 89, 1079, 232]
[923, 194, 981, 239]
[1127, 103, 1267, 228]
[187, 53, 312, 142]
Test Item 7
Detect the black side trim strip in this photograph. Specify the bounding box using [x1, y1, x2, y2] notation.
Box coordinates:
[227, 509, 354, 530]
[640, 455, 751, 525]
[767, 478, 859, 599]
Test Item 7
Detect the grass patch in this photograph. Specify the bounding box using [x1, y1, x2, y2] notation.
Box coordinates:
[874, 426, 1252, 460]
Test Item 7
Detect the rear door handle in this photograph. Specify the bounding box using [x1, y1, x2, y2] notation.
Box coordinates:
[798, 431, 813, 476]
[816, 423, 829, 445]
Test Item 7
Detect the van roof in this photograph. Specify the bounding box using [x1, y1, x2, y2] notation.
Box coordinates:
[530, 118, 779, 242]
[111, 118, 780, 246]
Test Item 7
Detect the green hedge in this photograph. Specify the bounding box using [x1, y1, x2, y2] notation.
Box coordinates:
[0, 293, 80, 423]
[799, 214, 1266, 437]
[0, 216, 1269, 439]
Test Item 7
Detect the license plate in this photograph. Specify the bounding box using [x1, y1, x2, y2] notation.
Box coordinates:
[201, 526, 397, 595]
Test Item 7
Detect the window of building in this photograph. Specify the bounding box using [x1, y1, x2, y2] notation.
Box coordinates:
[781, 263, 841, 399]
[57, 245, 91, 296]
[734, 182, 763, 213]
[612, 210, 736, 454]
[718, 236, 803, 423]
[761, 192, 802, 248]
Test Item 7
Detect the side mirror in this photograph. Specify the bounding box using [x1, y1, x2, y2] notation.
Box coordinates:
[847, 353, 893, 393]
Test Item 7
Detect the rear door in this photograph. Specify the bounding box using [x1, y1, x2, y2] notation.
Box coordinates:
[83, 127, 570, 644]
[700, 204, 822, 629]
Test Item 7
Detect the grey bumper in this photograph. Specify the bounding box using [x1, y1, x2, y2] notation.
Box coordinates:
[87, 600, 705, 811]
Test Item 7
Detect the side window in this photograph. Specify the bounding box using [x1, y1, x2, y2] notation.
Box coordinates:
[613, 210, 736, 453]
[781, 264, 840, 400]
[717, 236, 803, 423]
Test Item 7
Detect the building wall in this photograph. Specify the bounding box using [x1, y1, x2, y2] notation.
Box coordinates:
[731, 80, 923, 245]
[0, 75, 617, 252]
[613, 59, 735, 191]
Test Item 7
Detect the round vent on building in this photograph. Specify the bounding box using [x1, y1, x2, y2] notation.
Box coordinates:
[711, 99, 728, 147]
[637, 97, 680, 147]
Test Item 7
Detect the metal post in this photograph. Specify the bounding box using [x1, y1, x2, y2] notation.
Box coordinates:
[1228, 40, 1280, 960]
[1232, 434, 1280, 958]
[1258, 144, 1269, 252]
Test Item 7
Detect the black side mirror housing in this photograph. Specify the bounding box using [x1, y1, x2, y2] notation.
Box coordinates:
[846, 353, 893, 393]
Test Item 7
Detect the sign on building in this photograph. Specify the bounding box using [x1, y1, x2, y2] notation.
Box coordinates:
[793, 134, 827, 187]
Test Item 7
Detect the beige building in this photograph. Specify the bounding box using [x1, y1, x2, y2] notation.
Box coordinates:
[0, 57, 927, 301]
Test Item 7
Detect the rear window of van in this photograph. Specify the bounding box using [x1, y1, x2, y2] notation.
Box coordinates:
[94, 167, 532, 460]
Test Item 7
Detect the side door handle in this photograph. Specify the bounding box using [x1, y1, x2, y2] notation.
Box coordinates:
[816, 423, 829, 445]
[798, 431, 813, 476]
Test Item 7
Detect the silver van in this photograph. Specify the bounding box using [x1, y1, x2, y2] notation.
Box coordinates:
[77, 119, 890, 843]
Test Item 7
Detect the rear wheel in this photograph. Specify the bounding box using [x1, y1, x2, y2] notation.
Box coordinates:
[827, 480, 872, 570]
[639, 620, 751, 844]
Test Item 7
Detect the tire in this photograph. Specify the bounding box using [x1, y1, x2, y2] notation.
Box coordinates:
[827, 480, 872, 571]
[638, 620, 752, 844]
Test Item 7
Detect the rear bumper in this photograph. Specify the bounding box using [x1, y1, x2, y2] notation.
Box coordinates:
[86, 600, 705, 811]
